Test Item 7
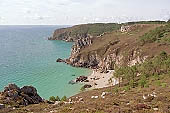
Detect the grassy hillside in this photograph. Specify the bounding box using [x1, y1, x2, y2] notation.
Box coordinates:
[70, 23, 121, 37]
[3, 53, 170, 113]
[77, 23, 170, 70]
[52, 23, 121, 41]
[1, 21, 170, 113]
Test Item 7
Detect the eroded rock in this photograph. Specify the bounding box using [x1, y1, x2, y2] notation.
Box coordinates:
[0, 84, 43, 107]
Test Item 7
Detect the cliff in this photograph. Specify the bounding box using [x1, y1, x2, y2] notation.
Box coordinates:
[54, 22, 170, 72]
[1, 21, 170, 113]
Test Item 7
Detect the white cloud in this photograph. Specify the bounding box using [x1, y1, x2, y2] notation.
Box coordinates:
[0, 0, 170, 25]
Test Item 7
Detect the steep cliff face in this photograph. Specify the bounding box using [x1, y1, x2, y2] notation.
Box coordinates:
[67, 45, 148, 72]
[54, 23, 170, 72]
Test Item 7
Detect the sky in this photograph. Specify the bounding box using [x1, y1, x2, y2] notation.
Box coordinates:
[0, 0, 170, 25]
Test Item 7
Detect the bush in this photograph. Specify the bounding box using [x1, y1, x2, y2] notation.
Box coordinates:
[114, 51, 170, 90]
[123, 85, 130, 91]
[56, 96, 60, 101]
[138, 75, 147, 88]
[113, 87, 119, 93]
[139, 24, 170, 44]
[61, 96, 67, 101]
[80, 86, 85, 92]
[49, 96, 56, 102]
[161, 83, 167, 87]
[155, 80, 161, 86]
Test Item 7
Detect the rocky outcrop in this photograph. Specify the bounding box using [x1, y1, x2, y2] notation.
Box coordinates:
[56, 58, 65, 63]
[75, 76, 88, 82]
[0, 84, 43, 107]
[56, 35, 93, 64]
[51, 24, 161, 73]
[67, 47, 147, 72]
[71, 35, 93, 56]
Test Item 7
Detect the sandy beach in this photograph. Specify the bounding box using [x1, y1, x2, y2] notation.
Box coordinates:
[86, 70, 119, 89]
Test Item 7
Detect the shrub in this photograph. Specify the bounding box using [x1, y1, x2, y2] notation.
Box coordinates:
[155, 80, 161, 86]
[49, 96, 56, 102]
[138, 75, 147, 88]
[161, 83, 167, 87]
[113, 87, 119, 93]
[114, 51, 170, 90]
[139, 24, 170, 44]
[123, 85, 130, 91]
[144, 83, 149, 88]
[56, 96, 60, 101]
[61, 96, 67, 101]
[80, 86, 85, 92]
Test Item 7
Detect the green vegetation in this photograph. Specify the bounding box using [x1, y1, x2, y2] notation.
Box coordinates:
[124, 21, 166, 25]
[80, 86, 86, 92]
[56, 96, 60, 101]
[70, 23, 121, 37]
[114, 51, 170, 90]
[49, 96, 61, 101]
[49, 96, 67, 101]
[140, 23, 170, 44]
[61, 96, 67, 101]
[49, 96, 56, 102]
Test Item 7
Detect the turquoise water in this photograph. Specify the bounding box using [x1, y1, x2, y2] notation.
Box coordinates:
[0, 25, 90, 99]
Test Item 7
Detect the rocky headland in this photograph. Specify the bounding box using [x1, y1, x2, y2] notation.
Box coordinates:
[0, 84, 43, 109]
[1, 21, 170, 113]
[52, 22, 170, 73]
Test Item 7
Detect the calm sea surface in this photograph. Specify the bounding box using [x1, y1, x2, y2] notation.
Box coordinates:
[0, 25, 90, 99]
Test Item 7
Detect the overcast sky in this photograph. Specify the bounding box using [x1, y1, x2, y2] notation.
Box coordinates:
[0, 0, 170, 25]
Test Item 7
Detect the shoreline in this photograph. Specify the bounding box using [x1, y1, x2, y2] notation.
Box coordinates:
[85, 69, 119, 89]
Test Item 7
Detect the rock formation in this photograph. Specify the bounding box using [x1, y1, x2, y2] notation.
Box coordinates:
[0, 84, 43, 108]
[50, 23, 167, 73]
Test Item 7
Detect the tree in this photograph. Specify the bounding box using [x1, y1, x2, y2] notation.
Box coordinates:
[114, 66, 125, 87]
[56, 96, 60, 101]
[49, 96, 56, 101]
[61, 96, 67, 101]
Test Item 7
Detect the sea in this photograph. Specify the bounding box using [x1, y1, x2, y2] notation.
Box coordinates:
[0, 25, 91, 99]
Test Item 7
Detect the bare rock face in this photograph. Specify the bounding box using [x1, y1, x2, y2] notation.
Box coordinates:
[67, 46, 147, 73]
[70, 35, 93, 56]
[0, 84, 43, 107]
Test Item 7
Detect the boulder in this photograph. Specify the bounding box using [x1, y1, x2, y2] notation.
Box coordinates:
[56, 58, 65, 62]
[68, 80, 76, 85]
[83, 84, 92, 88]
[21, 86, 43, 104]
[0, 84, 43, 107]
[76, 76, 88, 82]
[4, 84, 20, 92]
